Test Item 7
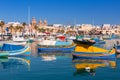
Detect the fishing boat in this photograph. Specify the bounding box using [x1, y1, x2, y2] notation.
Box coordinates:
[12, 35, 26, 42]
[0, 43, 30, 56]
[73, 59, 116, 76]
[73, 44, 116, 60]
[116, 45, 120, 54]
[0, 53, 8, 57]
[73, 39, 96, 45]
[96, 40, 106, 44]
[73, 49, 116, 60]
[37, 40, 75, 52]
[5, 42, 26, 45]
[38, 45, 75, 52]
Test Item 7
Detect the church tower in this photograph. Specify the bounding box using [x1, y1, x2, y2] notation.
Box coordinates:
[43, 19, 47, 26]
[31, 17, 36, 28]
[38, 19, 43, 27]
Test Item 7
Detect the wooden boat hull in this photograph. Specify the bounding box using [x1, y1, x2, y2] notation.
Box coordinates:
[38, 40, 72, 46]
[117, 45, 120, 49]
[0, 44, 30, 56]
[72, 54, 116, 60]
[9, 45, 30, 56]
[73, 48, 116, 60]
[38, 46, 75, 52]
[115, 45, 120, 54]
[0, 53, 9, 57]
[96, 41, 106, 44]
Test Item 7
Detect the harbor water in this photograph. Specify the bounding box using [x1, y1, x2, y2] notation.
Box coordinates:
[0, 41, 120, 80]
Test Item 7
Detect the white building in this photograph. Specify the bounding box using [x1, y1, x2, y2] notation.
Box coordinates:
[80, 24, 93, 31]
[53, 24, 63, 27]
[102, 24, 111, 30]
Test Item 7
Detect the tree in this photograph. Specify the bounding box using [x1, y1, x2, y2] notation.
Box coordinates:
[9, 24, 13, 34]
[60, 29, 65, 34]
[34, 25, 39, 37]
[22, 22, 26, 34]
[46, 28, 50, 32]
[0, 21, 5, 36]
[14, 26, 19, 35]
[89, 29, 97, 35]
[22, 22, 26, 28]
[34, 25, 38, 31]
[19, 26, 23, 33]
[38, 28, 45, 33]
[50, 29, 54, 33]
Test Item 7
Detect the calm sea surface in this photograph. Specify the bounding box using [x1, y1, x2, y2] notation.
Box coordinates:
[0, 42, 120, 80]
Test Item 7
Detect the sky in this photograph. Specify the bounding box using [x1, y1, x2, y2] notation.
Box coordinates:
[0, 0, 120, 25]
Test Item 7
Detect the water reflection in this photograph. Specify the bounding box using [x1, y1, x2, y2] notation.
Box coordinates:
[0, 56, 30, 71]
[41, 55, 56, 61]
[38, 52, 72, 61]
[73, 59, 116, 76]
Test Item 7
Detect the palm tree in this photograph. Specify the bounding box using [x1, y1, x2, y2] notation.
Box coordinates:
[34, 25, 38, 37]
[14, 26, 19, 35]
[19, 26, 23, 32]
[38, 28, 45, 33]
[60, 29, 65, 34]
[46, 28, 50, 32]
[0, 21, 5, 37]
[18, 26, 23, 35]
[22, 22, 26, 28]
[34, 25, 38, 31]
[9, 24, 14, 34]
[49, 29, 54, 34]
[22, 22, 26, 30]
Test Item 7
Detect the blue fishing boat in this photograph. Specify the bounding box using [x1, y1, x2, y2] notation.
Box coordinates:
[38, 45, 75, 52]
[116, 45, 120, 49]
[0, 53, 8, 57]
[116, 45, 120, 54]
[37, 40, 75, 52]
[0, 43, 30, 56]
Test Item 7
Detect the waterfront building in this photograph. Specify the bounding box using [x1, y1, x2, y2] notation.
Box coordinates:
[1, 18, 120, 37]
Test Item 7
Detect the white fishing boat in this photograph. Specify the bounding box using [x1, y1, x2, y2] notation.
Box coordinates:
[12, 35, 26, 42]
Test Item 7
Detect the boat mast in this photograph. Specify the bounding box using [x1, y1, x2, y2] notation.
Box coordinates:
[28, 5, 31, 36]
[92, 17, 94, 37]
[28, 5, 30, 25]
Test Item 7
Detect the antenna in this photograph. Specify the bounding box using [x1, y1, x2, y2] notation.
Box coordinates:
[28, 5, 30, 24]
[74, 19, 76, 25]
[74, 19, 76, 29]
[92, 17, 94, 27]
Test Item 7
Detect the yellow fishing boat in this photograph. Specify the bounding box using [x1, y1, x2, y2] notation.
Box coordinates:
[73, 44, 116, 60]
